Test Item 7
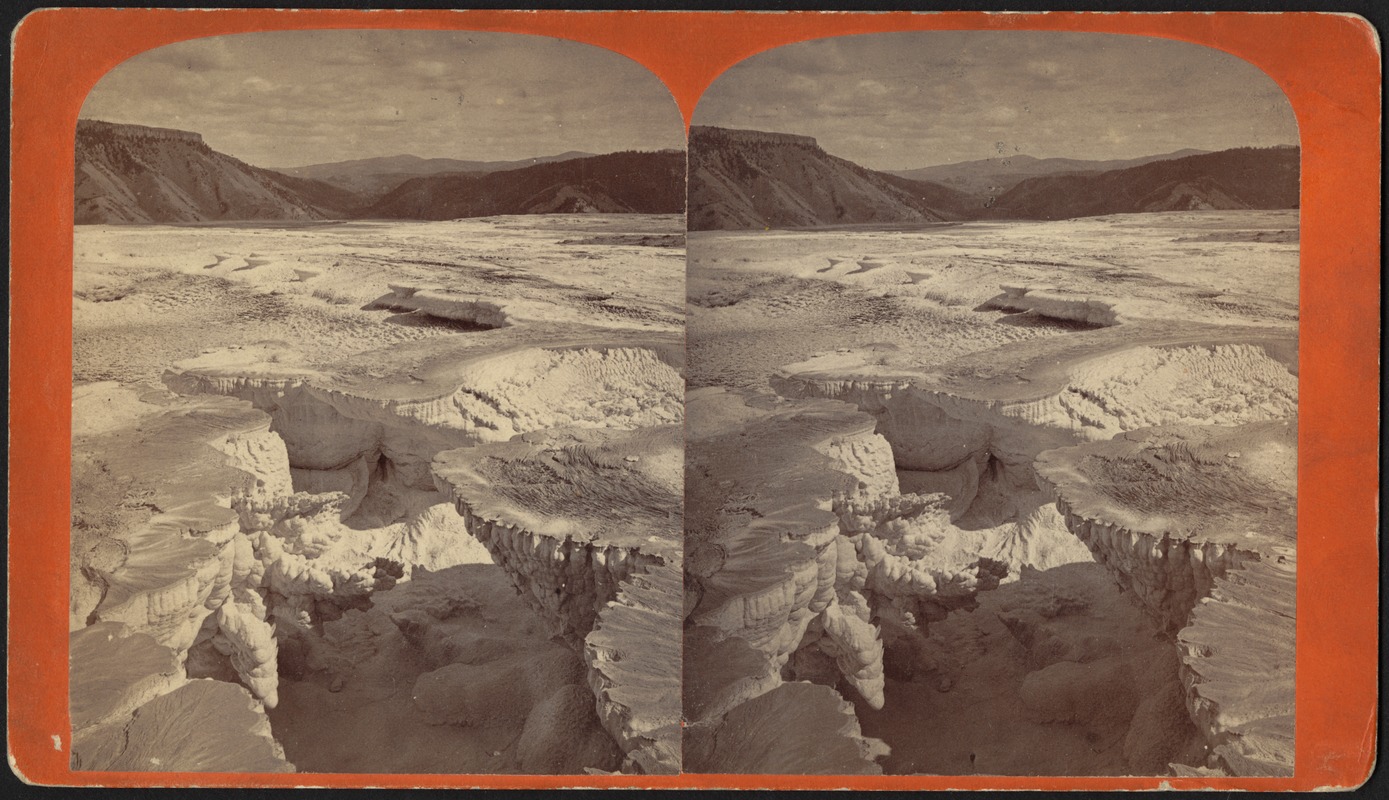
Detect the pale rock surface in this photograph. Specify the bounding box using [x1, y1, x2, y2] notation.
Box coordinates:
[583, 560, 683, 774]
[163, 331, 682, 633]
[687, 211, 1299, 777]
[434, 425, 681, 645]
[684, 682, 888, 774]
[1036, 420, 1296, 776]
[72, 216, 687, 775]
[412, 643, 586, 726]
[73, 680, 293, 773]
[684, 387, 1009, 772]
[773, 322, 1296, 580]
[70, 623, 185, 737]
[71, 383, 284, 707]
[514, 684, 625, 774]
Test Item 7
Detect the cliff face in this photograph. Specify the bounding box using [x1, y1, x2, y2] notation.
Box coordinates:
[691, 126, 820, 149]
[76, 119, 357, 223]
[432, 426, 681, 644]
[583, 560, 684, 773]
[431, 424, 684, 774]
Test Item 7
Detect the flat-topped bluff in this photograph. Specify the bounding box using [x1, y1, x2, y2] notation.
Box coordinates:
[75, 117, 357, 224]
[690, 125, 820, 149]
[77, 118, 208, 146]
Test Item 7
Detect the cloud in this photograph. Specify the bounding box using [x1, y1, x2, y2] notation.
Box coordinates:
[695, 30, 1297, 169]
[982, 106, 1019, 125]
[81, 30, 684, 167]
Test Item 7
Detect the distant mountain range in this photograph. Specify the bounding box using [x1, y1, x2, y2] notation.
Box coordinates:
[981, 146, 1299, 220]
[268, 152, 596, 201]
[887, 150, 1211, 196]
[74, 119, 681, 224]
[364, 150, 685, 219]
[689, 125, 1298, 230]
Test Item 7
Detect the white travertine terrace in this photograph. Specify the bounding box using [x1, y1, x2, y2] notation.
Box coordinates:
[683, 387, 1015, 771]
[763, 307, 1297, 777]
[1036, 420, 1296, 776]
[431, 425, 683, 773]
[69, 386, 299, 771]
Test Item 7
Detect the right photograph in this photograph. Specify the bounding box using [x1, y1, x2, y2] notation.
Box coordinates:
[682, 30, 1298, 778]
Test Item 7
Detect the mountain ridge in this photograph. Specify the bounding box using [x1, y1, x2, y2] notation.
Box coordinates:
[887, 149, 1214, 196]
[75, 119, 683, 224]
[266, 151, 600, 201]
[363, 149, 686, 219]
[688, 125, 1298, 230]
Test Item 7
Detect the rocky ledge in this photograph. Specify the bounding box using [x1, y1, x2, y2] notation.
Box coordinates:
[432, 424, 683, 773]
[160, 331, 683, 622]
[71, 384, 285, 712]
[432, 425, 680, 642]
[584, 560, 683, 774]
[770, 320, 1297, 577]
[71, 623, 292, 772]
[69, 382, 296, 771]
[1035, 420, 1296, 776]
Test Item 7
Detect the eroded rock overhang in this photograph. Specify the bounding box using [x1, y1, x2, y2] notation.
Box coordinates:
[769, 319, 1297, 572]
[763, 310, 1298, 777]
[1035, 420, 1296, 776]
[150, 321, 684, 772]
[682, 386, 1008, 772]
[70, 384, 296, 771]
[427, 378, 684, 773]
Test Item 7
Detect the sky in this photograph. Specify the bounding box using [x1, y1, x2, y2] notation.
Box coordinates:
[693, 31, 1299, 171]
[80, 30, 686, 168]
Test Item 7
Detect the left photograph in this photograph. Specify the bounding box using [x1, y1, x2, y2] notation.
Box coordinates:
[68, 30, 685, 775]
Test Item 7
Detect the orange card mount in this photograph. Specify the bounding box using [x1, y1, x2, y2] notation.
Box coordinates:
[9, 8, 1380, 791]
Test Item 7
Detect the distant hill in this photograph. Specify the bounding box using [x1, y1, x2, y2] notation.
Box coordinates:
[75, 119, 359, 224]
[889, 150, 1210, 196]
[688, 126, 976, 231]
[268, 151, 595, 201]
[983, 146, 1300, 220]
[362, 150, 686, 220]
